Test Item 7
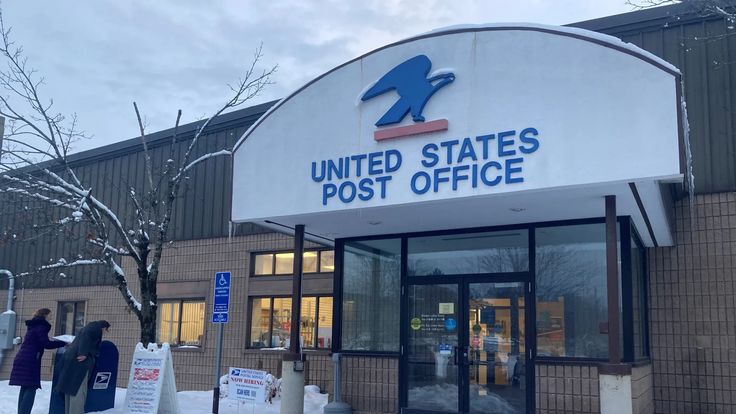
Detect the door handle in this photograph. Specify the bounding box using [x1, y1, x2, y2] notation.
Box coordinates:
[454, 346, 470, 366]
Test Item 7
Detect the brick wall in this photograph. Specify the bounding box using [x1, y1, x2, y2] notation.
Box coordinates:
[535, 363, 600, 413]
[632, 364, 654, 414]
[0, 232, 329, 391]
[649, 193, 736, 413]
[341, 355, 398, 414]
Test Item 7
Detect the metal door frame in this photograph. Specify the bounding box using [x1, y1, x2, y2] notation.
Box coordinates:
[400, 273, 534, 414]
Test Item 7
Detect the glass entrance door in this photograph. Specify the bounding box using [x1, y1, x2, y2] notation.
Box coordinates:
[467, 282, 526, 414]
[406, 284, 461, 412]
[404, 281, 529, 414]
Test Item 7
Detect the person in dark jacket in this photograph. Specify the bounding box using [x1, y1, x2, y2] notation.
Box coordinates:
[9, 308, 66, 414]
[54, 320, 110, 414]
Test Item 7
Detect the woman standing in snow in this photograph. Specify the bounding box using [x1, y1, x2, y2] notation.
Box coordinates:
[9, 308, 66, 414]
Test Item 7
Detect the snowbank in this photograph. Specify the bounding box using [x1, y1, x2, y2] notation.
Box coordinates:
[0, 380, 328, 414]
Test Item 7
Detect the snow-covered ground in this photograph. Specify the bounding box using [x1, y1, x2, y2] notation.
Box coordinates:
[0, 380, 328, 414]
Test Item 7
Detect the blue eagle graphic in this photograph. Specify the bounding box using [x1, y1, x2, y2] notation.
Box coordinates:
[361, 55, 455, 127]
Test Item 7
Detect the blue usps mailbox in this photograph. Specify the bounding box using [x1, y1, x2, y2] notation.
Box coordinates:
[85, 340, 119, 412]
[212, 271, 231, 323]
[50, 340, 119, 413]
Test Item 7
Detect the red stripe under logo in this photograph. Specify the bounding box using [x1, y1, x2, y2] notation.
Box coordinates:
[374, 119, 449, 141]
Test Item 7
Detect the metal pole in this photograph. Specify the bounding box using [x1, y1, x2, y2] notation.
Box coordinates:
[281, 225, 306, 414]
[289, 224, 305, 354]
[212, 323, 224, 414]
[605, 195, 620, 364]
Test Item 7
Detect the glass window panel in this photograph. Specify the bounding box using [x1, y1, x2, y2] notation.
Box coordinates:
[318, 297, 333, 349]
[632, 234, 648, 358]
[250, 298, 272, 348]
[156, 300, 204, 347]
[58, 302, 85, 336]
[180, 301, 205, 346]
[408, 230, 529, 276]
[58, 303, 74, 335]
[272, 298, 292, 348]
[73, 302, 85, 335]
[303, 251, 318, 273]
[254, 254, 274, 275]
[301, 297, 317, 348]
[535, 223, 609, 359]
[157, 302, 181, 345]
[342, 238, 400, 351]
[275, 253, 294, 275]
[320, 250, 335, 273]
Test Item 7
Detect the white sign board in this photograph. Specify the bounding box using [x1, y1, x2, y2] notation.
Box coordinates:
[124, 343, 180, 414]
[232, 24, 683, 244]
[228, 367, 266, 403]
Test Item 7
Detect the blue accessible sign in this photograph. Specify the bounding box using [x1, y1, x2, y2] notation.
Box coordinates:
[212, 272, 231, 323]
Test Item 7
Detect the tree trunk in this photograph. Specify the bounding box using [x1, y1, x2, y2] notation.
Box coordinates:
[140, 307, 157, 346]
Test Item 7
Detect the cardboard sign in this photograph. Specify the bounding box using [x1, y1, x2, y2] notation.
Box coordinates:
[228, 367, 266, 403]
[124, 343, 180, 414]
[438, 303, 454, 314]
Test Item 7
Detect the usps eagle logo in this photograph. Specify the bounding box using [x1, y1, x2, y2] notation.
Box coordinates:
[361, 55, 455, 141]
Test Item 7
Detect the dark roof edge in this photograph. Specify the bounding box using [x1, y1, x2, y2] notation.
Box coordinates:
[62, 99, 277, 165]
[569, 2, 726, 31]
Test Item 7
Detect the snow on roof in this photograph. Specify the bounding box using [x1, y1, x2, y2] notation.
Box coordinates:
[234, 22, 680, 152]
[414, 22, 680, 74]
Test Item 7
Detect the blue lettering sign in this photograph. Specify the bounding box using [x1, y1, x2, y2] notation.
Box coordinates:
[313, 127, 541, 205]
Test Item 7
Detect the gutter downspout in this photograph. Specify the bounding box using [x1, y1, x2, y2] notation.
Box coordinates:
[0, 269, 15, 371]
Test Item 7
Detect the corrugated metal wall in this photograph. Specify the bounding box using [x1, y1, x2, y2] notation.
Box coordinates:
[576, 10, 736, 194]
[0, 108, 271, 288]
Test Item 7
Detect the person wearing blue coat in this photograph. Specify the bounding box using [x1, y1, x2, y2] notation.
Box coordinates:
[9, 308, 66, 414]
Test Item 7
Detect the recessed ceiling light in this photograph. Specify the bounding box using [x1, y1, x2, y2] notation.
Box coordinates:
[509, 208, 525, 212]
[368, 220, 382, 225]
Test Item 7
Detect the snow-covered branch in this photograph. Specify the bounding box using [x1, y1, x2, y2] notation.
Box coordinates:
[173, 149, 232, 181]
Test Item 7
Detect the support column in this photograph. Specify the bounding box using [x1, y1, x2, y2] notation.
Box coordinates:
[290, 224, 305, 355]
[599, 195, 640, 414]
[605, 195, 620, 364]
[282, 224, 305, 414]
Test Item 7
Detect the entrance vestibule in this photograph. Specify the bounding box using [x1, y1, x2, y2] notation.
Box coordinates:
[337, 218, 648, 414]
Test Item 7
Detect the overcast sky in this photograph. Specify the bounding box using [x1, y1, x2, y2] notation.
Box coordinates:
[3, 1, 637, 153]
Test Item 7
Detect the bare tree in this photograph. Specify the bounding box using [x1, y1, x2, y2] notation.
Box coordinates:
[626, 0, 736, 27]
[0, 9, 276, 345]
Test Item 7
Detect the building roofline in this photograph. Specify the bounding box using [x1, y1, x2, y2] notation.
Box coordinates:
[59, 99, 277, 167]
[569, 1, 731, 32]
[16, 2, 722, 170]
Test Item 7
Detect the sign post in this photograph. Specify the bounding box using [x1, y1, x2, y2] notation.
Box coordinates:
[211, 271, 231, 414]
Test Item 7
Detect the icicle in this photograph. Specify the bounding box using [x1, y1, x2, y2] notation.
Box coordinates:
[228, 220, 233, 244]
[681, 94, 696, 233]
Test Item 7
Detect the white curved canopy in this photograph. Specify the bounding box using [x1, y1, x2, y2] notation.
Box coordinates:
[233, 24, 684, 246]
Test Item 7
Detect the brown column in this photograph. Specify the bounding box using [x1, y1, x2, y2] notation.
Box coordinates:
[289, 224, 305, 355]
[605, 195, 620, 364]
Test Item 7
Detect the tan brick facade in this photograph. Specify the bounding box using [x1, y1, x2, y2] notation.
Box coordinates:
[535, 363, 600, 413]
[0, 232, 330, 390]
[649, 193, 736, 413]
[632, 364, 654, 414]
[3, 193, 736, 413]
